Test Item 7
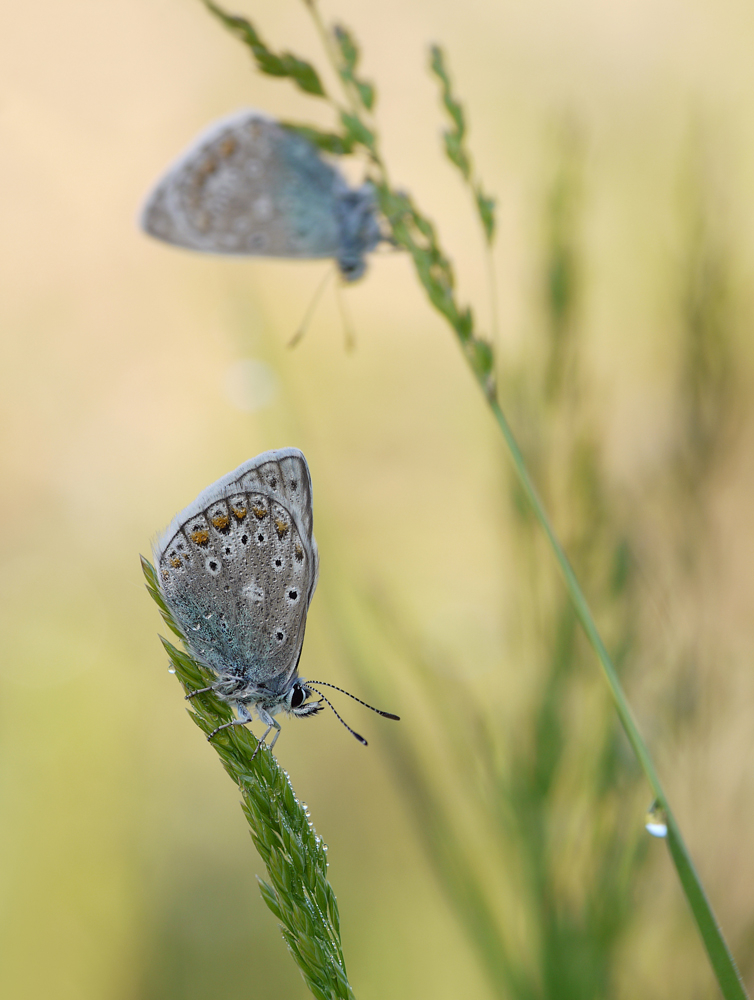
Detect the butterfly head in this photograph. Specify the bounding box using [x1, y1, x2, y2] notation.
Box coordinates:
[285, 680, 324, 719]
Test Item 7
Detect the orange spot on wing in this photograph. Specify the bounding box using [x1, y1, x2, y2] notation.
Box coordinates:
[190, 528, 210, 546]
[218, 137, 237, 158]
[197, 156, 217, 180]
[231, 504, 247, 521]
[212, 513, 230, 530]
[275, 519, 289, 539]
[252, 505, 268, 520]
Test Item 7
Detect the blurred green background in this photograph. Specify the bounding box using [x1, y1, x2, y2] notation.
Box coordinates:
[3, 1, 754, 998]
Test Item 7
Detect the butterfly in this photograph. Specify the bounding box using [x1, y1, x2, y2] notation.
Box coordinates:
[141, 110, 382, 281]
[152, 448, 398, 753]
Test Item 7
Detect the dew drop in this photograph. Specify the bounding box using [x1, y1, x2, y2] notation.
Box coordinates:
[167, 665, 176, 674]
[646, 821, 668, 838]
[645, 799, 668, 838]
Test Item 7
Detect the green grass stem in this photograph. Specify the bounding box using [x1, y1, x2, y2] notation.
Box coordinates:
[486, 398, 746, 999]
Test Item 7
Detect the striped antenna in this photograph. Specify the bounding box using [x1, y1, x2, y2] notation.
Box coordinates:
[305, 680, 400, 720]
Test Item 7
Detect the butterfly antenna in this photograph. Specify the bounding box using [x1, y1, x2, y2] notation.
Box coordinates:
[306, 686, 368, 745]
[334, 281, 356, 352]
[306, 681, 400, 721]
[288, 266, 335, 348]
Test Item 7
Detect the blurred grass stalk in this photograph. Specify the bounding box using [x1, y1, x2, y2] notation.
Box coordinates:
[339, 129, 744, 998]
[193, 2, 748, 996]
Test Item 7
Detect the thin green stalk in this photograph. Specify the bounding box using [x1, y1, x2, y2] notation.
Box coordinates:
[428, 45, 498, 340]
[485, 398, 744, 994]
[447, 339, 746, 998]
[304, 1, 359, 115]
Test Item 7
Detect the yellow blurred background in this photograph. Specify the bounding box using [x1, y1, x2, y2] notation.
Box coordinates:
[3, 1, 754, 998]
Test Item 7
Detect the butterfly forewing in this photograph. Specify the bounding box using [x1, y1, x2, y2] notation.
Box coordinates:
[142, 112, 343, 260]
[154, 450, 318, 696]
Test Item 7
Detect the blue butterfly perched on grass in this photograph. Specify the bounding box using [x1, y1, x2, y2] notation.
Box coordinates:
[141, 110, 383, 281]
[150, 448, 399, 755]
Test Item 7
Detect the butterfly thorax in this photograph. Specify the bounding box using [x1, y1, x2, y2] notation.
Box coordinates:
[211, 674, 290, 712]
[335, 184, 382, 280]
[210, 674, 320, 725]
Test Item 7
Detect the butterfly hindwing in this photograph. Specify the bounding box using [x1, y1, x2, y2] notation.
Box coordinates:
[154, 449, 318, 695]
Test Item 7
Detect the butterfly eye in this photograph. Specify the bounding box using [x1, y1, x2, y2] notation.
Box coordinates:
[290, 684, 306, 709]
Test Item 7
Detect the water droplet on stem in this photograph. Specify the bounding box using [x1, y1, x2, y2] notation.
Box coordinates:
[645, 799, 668, 838]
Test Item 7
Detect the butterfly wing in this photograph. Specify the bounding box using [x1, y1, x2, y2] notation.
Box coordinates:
[141, 111, 344, 260]
[154, 448, 318, 697]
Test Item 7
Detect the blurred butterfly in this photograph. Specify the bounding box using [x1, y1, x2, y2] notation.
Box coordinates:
[141, 109, 382, 281]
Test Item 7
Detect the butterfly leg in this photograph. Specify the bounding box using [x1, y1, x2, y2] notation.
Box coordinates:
[245, 707, 281, 760]
[249, 716, 281, 762]
[268, 720, 283, 750]
[257, 707, 282, 749]
[207, 702, 253, 741]
[185, 685, 214, 701]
